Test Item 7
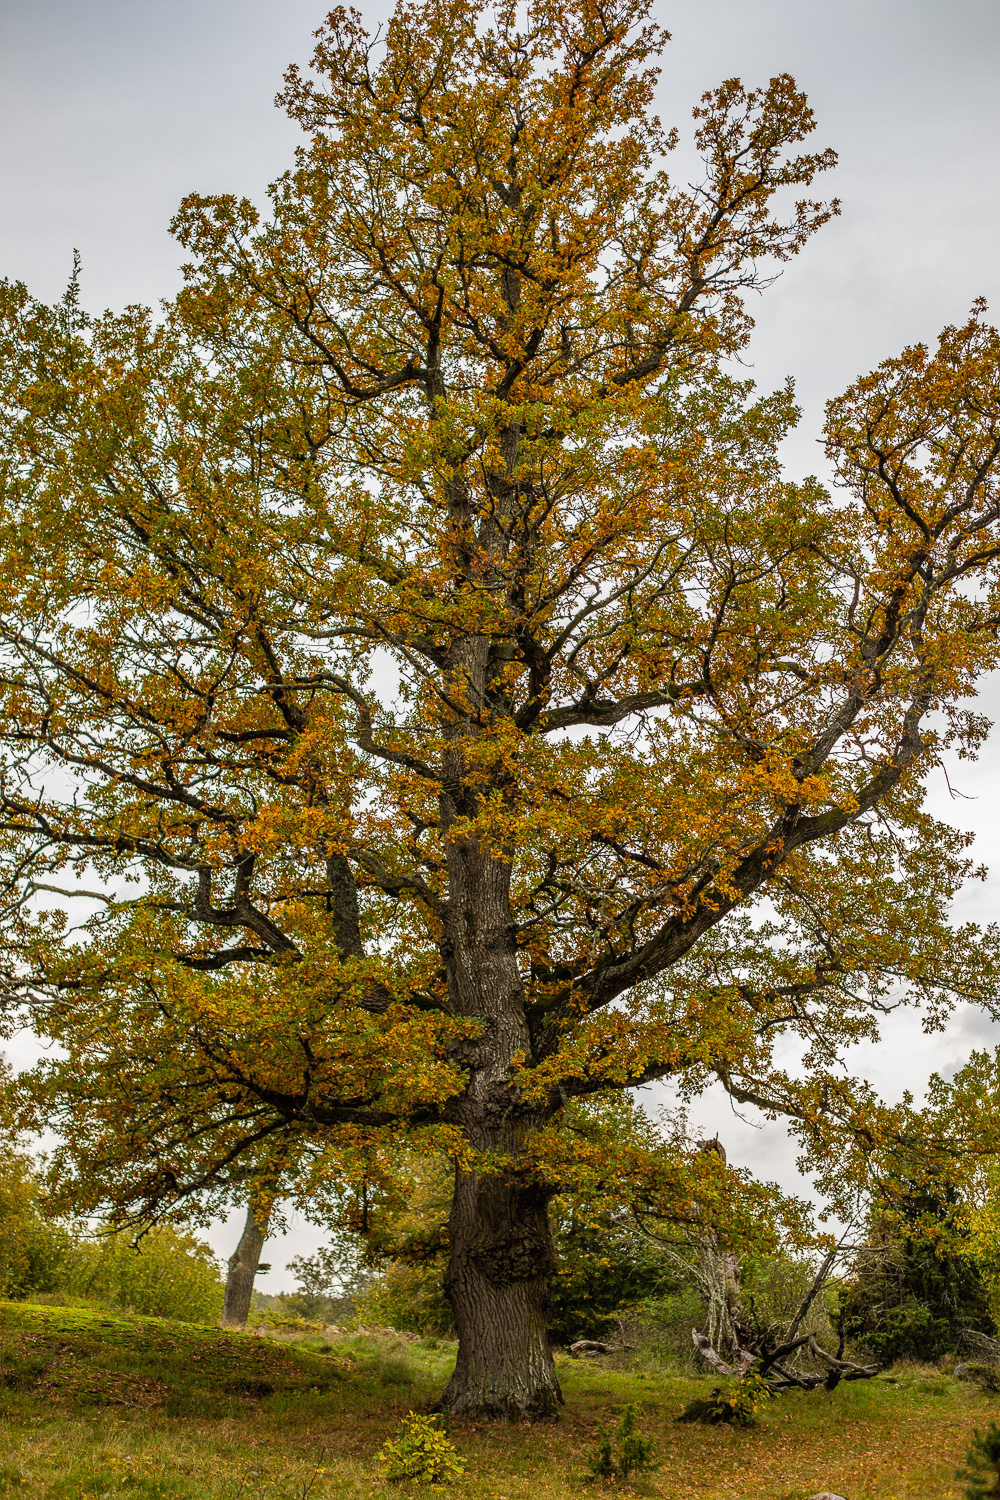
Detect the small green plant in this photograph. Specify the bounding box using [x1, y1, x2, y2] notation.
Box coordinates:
[377, 1411, 466, 1486]
[959, 1421, 1000, 1500]
[587, 1403, 656, 1481]
[716, 1371, 772, 1428]
[587, 1428, 615, 1480]
[677, 1370, 772, 1427]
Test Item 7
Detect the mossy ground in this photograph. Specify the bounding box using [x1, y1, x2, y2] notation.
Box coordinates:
[0, 1302, 990, 1498]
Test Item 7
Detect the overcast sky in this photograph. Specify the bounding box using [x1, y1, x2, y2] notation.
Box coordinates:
[2, 0, 1000, 1285]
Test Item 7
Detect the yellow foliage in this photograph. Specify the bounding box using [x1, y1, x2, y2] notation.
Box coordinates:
[0, 0, 999, 1411]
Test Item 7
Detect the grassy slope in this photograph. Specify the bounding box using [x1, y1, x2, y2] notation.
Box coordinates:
[0, 1301, 990, 1499]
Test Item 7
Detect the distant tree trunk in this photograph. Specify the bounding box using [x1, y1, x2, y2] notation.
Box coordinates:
[698, 1236, 747, 1361]
[220, 1202, 270, 1330]
[692, 1138, 749, 1364]
[440, 1153, 563, 1421]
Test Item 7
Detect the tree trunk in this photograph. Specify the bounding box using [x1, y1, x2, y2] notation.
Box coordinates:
[697, 1234, 747, 1361]
[220, 1202, 269, 1330]
[441, 1159, 562, 1421]
[435, 611, 563, 1418]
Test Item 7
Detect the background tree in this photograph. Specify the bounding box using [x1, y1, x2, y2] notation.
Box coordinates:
[0, 1146, 72, 1302]
[220, 1201, 272, 1331]
[3, 0, 1000, 1419]
[60, 1224, 225, 1324]
[839, 1165, 992, 1365]
[284, 1234, 377, 1324]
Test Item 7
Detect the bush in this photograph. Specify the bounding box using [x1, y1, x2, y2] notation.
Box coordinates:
[677, 1372, 772, 1428]
[847, 1294, 962, 1366]
[719, 1372, 772, 1427]
[0, 1149, 223, 1324]
[377, 1412, 466, 1485]
[61, 1225, 224, 1323]
[547, 1209, 674, 1347]
[841, 1169, 992, 1365]
[587, 1404, 656, 1480]
[0, 1151, 74, 1299]
[958, 1421, 1000, 1499]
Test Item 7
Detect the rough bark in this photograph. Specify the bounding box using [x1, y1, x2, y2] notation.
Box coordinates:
[441, 1159, 563, 1420]
[696, 1234, 751, 1363]
[430, 607, 565, 1419]
[220, 1202, 269, 1330]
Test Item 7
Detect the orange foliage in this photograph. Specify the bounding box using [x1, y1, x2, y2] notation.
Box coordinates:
[0, 0, 997, 1253]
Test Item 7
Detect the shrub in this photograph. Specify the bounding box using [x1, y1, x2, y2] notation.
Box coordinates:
[720, 1371, 771, 1427]
[547, 1208, 673, 1347]
[677, 1371, 772, 1427]
[62, 1225, 224, 1323]
[0, 1151, 74, 1299]
[0, 1149, 223, 1324]
[841, 1169, 991, 1365]
[377, 1412, 466, 1485]
[587, 1403, 656, 1480]
[958, 1421, 1000, 1499]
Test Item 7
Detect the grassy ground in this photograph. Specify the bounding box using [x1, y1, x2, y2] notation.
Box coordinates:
[0, 1301, 991, 1499]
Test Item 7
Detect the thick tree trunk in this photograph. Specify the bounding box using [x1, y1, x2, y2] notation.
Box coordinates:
[220, 1202, 269, 1330]
[441, 1161, 562, 1420]
[435, 577, 563, 1419]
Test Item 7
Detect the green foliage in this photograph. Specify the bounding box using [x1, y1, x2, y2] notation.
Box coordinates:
[586, 1403, 656, 1480]
[958, 1421, 1000, 1500]
[547, 1207, 674, 1347]
[0, 1149, 74, 1300]
[716, 1371, 772, 1428]
[349, 1157, 455, 1335]
[964, 1363, 1000, 1394]
[0, 1145, 224, 1324]
[741, 1250, 838, 1350]
[347, 1100, 786, 1346]
[841, 1168, 991, 1364]
[355, 1259, 452, 1335]
[61, 1225, 224, 1324]
[377, 1411, 466, 1486]
[283, 1232, 376, 1323]
[962, 1160, 1000, 1334]
[677, 1371, 771, 1427]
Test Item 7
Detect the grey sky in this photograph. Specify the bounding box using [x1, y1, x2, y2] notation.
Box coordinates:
[2, 0, 1000, 1280]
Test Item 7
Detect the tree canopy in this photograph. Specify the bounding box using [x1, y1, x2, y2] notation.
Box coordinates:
[2, 0, 1000, 1417]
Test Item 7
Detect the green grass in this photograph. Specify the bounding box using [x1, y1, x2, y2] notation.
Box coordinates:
[0, 1300, 993, 1498]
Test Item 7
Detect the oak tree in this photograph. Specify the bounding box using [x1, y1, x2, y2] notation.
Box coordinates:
[3, 0, 1000, 1418]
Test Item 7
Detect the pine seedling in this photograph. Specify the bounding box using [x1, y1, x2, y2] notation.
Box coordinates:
[959, 1422, 1000, 1500]
[585, 1403, 656, 1481]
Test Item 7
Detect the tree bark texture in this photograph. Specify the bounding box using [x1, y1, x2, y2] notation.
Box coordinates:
[220, 1202, 269, 1330]
[442, 1159, 562, 1420]
[432, 617, 565, 1418]
[697, 1236, 749, 1363]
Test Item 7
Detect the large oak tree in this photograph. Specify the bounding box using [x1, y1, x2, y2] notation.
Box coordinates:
[2, 0, 1000, 1418]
